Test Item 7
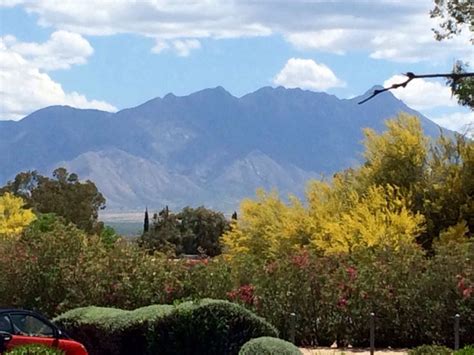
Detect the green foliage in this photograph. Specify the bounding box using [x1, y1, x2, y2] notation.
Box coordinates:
[54, 300, 277, 355]
[430, 1, 473, 110]
[408, 344, 452, 355]
[151, 300, 278, 355]
[54, 305, 172, 355]
[0, 216, 185, 315]
[234, 243, 474, 348]
[446, 62, 474, 109]
[99, 225, 119, 246]
[0, 168, 106, 234]
[239, 337, 302, 355]
[456, 345, 474, 355]
[139, 206, 230, 256]
[430, 0, 472, 42]
[5, 344, 64, 355]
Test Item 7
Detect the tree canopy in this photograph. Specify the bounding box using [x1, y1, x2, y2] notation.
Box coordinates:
[139, 206, 230, 256]
[0, 168, 106, 234]
[223, 114, 473, 259]
[432, 0, 473, 110]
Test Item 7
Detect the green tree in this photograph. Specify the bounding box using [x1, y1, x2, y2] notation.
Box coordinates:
[139, 207, 181, 255]
[431, 0, 472, 42]
[177, 206, 230, 256]
[431, 0, 473, 109]
[139, 206, 230, 256]
[0, 168, 106, 234]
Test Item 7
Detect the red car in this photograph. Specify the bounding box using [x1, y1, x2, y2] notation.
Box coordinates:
[0, 309, 87, 355]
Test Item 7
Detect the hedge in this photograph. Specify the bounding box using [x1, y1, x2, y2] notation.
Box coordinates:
[239, 337, 302, 355]
[5, 344, 65, 354]
[54, 299, 277, 355]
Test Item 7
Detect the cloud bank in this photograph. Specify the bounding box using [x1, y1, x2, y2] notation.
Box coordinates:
[2, 1, 471, 63]
[0, 32, 116, 120]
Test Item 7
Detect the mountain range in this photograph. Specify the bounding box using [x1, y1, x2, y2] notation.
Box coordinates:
[0, 86, 444, 215]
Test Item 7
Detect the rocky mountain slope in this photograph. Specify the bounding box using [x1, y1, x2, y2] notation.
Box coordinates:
[0, 86, 443, 213]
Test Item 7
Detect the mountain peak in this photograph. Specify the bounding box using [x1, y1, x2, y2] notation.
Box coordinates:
[351, 85, 401, 105]
[191, 86, 234, 98]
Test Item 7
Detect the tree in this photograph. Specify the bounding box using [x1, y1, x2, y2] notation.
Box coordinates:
[361, 114, 428, 190]
[430, 0, 472, 42]
[177, 206, 230, 256]
[0, 168, 106, 234]
[0, 193, 36, 237]
[139, 206, 230, 256]
[361, 1, 473, 110]
[139, 207, 181, 255]
[144, 207, 149, 233]
[223, 114, 473, 258]
[222, 190, 311, 259]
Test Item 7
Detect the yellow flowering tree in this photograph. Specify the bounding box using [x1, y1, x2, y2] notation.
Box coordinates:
[308, 184, 425, 254]
[222, 189, 309, 259]
[0, 193, 36, 237]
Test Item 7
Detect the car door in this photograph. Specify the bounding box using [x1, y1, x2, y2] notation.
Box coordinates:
[6, 312, 58, 350]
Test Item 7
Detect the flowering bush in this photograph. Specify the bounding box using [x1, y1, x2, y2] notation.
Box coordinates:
[0, 215, 472, 348]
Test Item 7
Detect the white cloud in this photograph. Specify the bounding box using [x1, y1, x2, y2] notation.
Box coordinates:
[286, 29, 367, 55]
[383, 74, 473, 136]
[273, 58, 345, 91]
[2, 1, 471, 63]
[0, 35, 116, 120]
[151, 40, 170, 54]
[152, 38, 201, 57]
[9, 31, 93, 70]
[172, 39, 201, 57]
[431, 112, 474, 136]
[383, 75, 458, 110]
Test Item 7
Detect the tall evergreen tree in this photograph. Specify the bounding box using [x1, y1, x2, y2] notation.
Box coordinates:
[144, 207, 149, 233]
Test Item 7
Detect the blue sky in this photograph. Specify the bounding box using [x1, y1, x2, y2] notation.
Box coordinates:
[0, 1, 472, 133]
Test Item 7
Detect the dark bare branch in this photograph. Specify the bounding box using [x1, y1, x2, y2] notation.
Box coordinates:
[358, 72, 474, 105]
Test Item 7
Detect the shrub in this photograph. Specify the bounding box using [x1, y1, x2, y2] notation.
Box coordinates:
[239, 337, 302, 355]
[54, 299, 277, 355]
[151, 299, 278, 355]
[5, 344, 64, 354]
[408, 345, 452, 355]
[456, 345, 474, 355]
[54, 304, 173, 355]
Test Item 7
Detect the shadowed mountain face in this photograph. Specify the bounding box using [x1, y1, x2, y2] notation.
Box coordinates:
[0, 86, 443, 213]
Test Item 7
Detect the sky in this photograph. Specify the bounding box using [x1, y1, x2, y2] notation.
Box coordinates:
[0, 0, 472, 133]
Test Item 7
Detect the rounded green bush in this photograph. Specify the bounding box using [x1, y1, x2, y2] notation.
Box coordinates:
[54, 299, 277, 355]
[239, 337, 302, 355]
[150, 299, 278, 355]
[54, 304, 173, 355]
[5, 344, 64, 355]
[408, 344, 453, 355]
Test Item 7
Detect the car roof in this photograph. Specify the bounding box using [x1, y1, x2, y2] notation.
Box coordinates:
[0, 309, 41, 315]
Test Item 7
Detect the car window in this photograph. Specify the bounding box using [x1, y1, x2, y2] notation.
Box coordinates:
[0, 315, 13, 333]
[9, 314, 54, 337]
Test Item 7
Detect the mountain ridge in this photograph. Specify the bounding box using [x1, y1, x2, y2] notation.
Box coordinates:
[0, 86, 446, 213]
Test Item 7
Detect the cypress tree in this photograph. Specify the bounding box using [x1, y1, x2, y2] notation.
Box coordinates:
[144, 207, 149, 233]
